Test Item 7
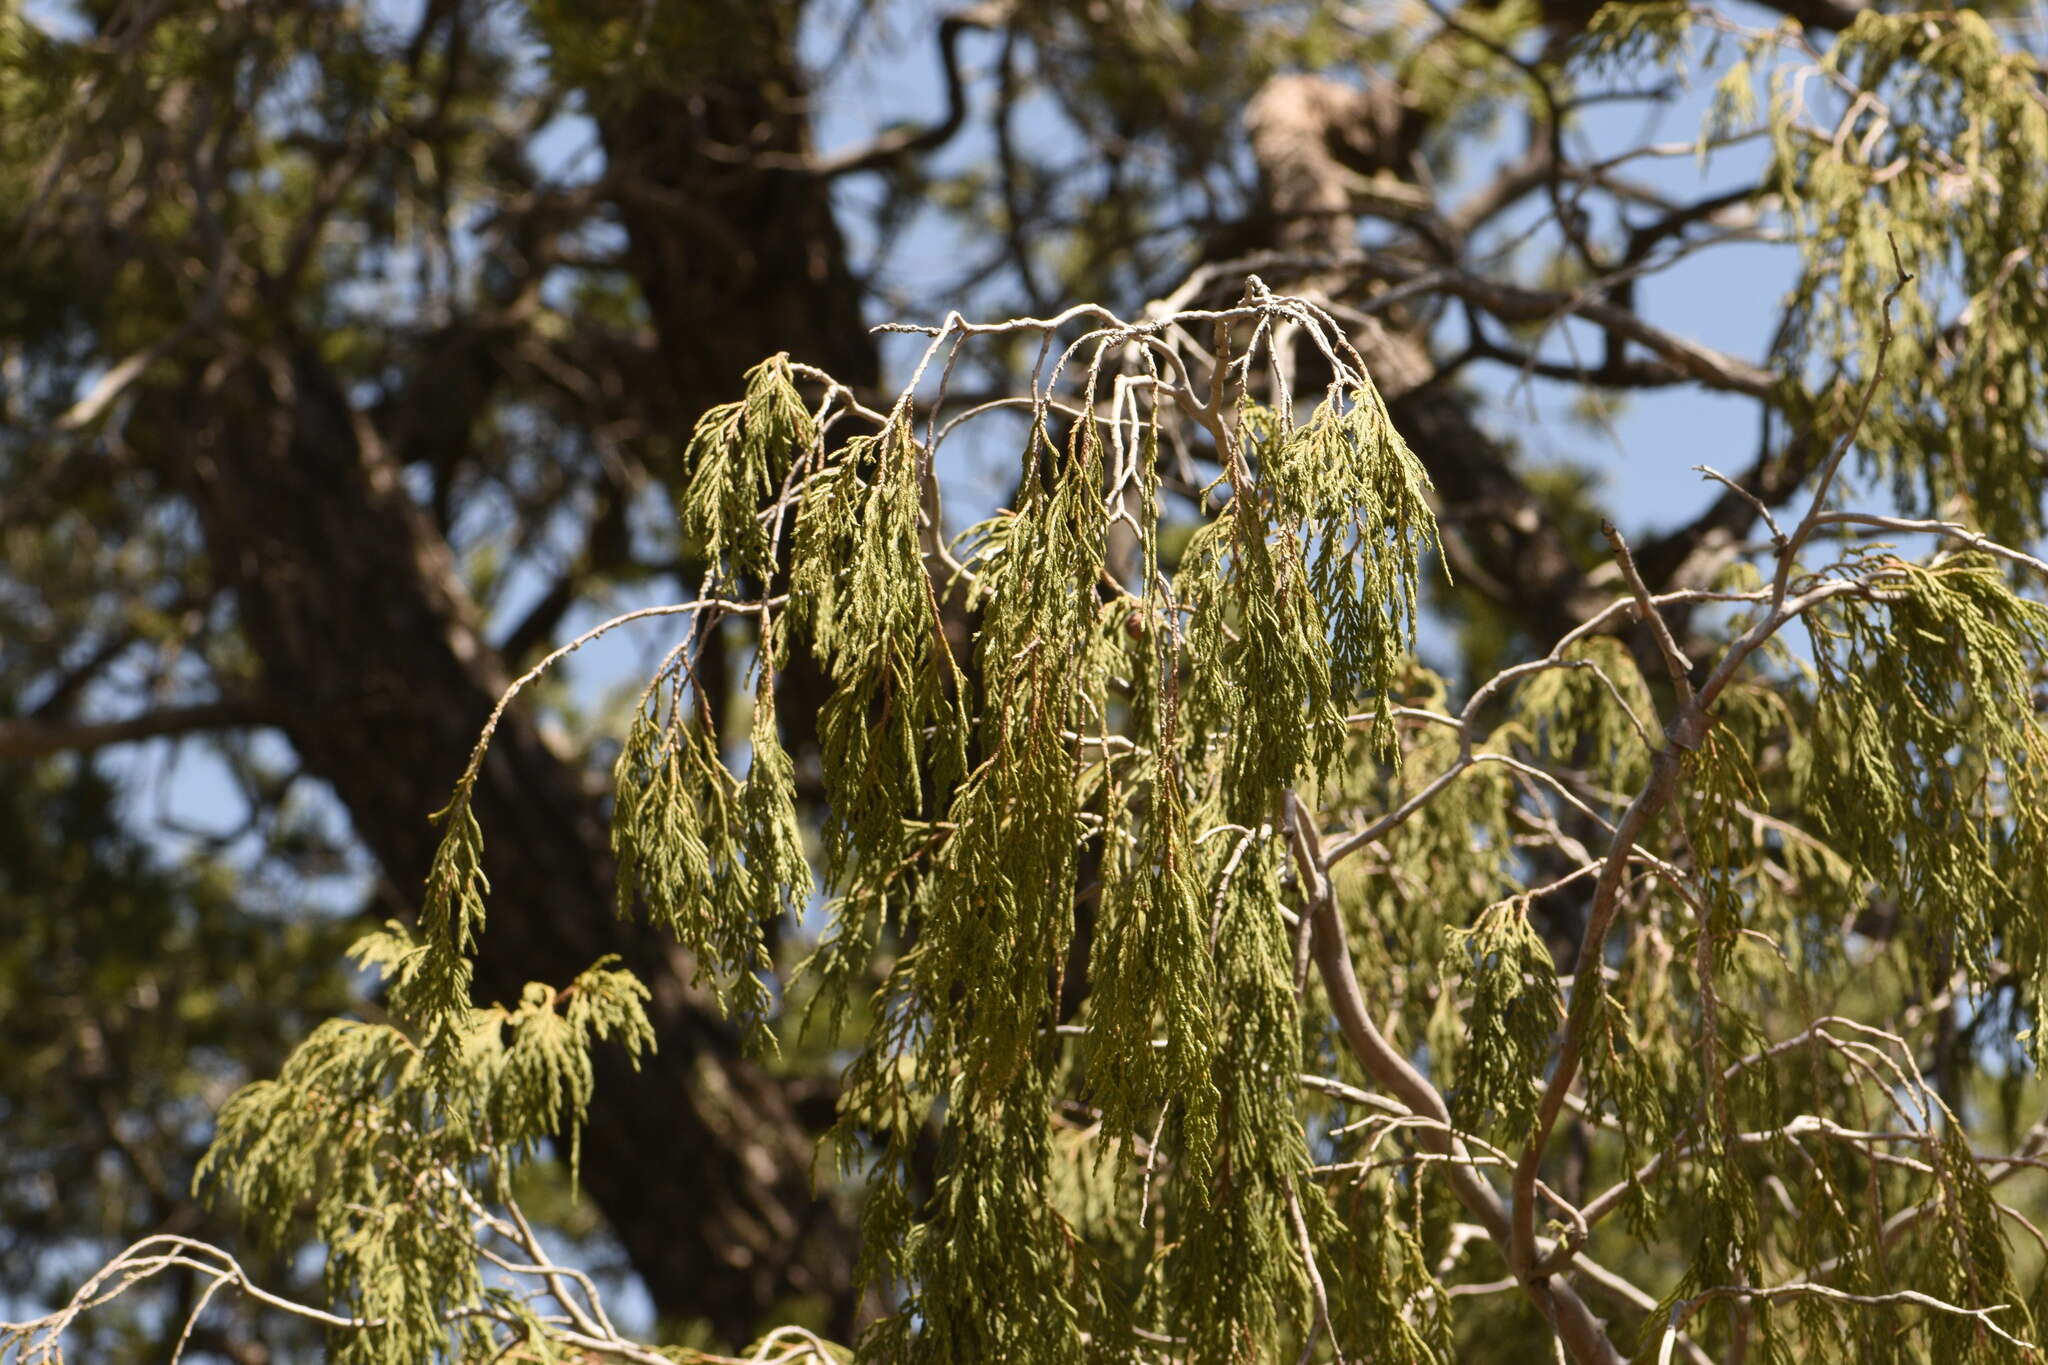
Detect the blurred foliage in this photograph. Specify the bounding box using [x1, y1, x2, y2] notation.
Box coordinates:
[5, 0, 2048, 1360]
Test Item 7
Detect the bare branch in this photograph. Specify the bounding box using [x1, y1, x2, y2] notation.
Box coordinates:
[1285, 790, 1627, 1365]
[1660, 1283, 2035, 1362]
[1771, 235, 1915, 610]
[1601, 520, 1695, 704]
[754, 6, 1003, 179]
[0, 699, 274, 761]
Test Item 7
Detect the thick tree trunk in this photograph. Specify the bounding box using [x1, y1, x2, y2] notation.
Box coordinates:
[599, 86, 879, 417]
[121, 16, 884, 1342]
[593, 58, 882, 775]
[140, 345, 858, 1343]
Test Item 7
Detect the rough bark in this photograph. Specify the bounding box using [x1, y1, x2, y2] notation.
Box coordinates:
[103, 17, 885, 1340]
[140, 340, 859, 1343]
[594, 39, 880, 787]
[598, 73, 880, 421]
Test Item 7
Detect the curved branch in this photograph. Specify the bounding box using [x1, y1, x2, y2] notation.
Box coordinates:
[1165, 248, 1777, 397]
[803, 5, 1004, 179]
[1285, 791, 1627, 1365]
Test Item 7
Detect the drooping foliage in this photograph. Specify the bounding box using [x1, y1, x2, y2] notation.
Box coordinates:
[1802, 555, 2048, 1046]
[196, 923, 652, 1365]
[14, 2, 2048, 1363]
[133, 258, 2048, 1365]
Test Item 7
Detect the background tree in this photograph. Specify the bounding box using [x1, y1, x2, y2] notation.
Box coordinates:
[5, 0, 2048, 1361]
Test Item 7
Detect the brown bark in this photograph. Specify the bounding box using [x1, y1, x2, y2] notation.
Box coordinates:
[111, 16, 885, 1342]
[593, 37, 881, 788]
[140, 335, 856, 1342]
[598, 75, 879, 421]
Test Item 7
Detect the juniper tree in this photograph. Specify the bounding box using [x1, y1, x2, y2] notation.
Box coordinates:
[10, 1, 2048, 1363]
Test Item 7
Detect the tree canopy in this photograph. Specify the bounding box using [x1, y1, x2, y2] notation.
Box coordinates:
[6, 0, 2048, 1362]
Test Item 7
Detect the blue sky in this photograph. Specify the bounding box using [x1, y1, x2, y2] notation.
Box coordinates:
[59, 0, 1816, 886]
[794, 0, 1804, 530]
[13, 0, 2003, 1339]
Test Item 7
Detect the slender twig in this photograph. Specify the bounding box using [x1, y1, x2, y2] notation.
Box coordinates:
[1693, 464, 1786, 545]
[1601, 520, 1695, 704]
[1770, 234, 1914, 612]
[1507, 239, 1917, 1291]
[1808, 511, 2048, 578]
[457, 595, 776, 788]
[1287, 1183, 1346, 1365]
[1659, 1283, 2035, 1363]
[0, 698, 275, 760]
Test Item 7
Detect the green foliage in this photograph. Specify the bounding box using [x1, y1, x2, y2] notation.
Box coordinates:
[493, 323, 1438, 1358]
[198, 924, 651, 1364]
[1515, 636, 1655, 791]
[1577, 2, 1695, 78]
[1257, 388, 1441, 743]
[80, 288, 2048, 1365]
[1803, 555, 2048, 1046]
[26, 1, 2048, 1353]
[1325, 1173, 1455, 1362]
[792, 415, 968, 880]
[413, 783, 489, 1036]
[1165, 842, 1320, 1360]
[1087, 716, 1220, 1163]
[526, 0, 800, 97]
[1184, 387, 1439, 820]
[680, 354, 819, 586]
[1446, 899, 1562, 1137]
[1769, 14, 2048, 543]
[0, 757, 354, 1360]
[608, 657, 812, 1050]
[879, 1070, 1090, 1364]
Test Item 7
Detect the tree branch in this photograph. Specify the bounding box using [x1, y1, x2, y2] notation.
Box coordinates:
[0, 700, 274, 761]
[1167, 249, 1777, 397]
[1285, 791, 1627, 1365]
[748, 5, 1003, 179]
